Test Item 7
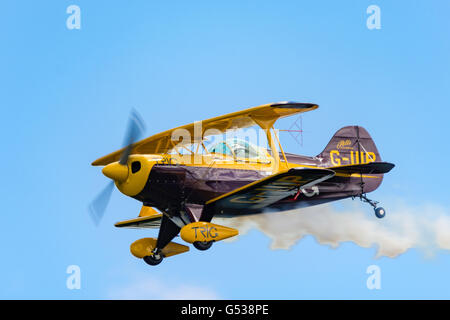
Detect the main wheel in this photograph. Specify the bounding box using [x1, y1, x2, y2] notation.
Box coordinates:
[143, 254, 163, 266]
[374, 207, 386, 219]
[193, 241, 213, 251]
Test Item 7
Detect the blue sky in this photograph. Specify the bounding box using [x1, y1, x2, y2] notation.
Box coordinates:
[1, 0, 450, 299]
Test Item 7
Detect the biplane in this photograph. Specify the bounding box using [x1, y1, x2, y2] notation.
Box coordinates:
[90, 102, 394, 265]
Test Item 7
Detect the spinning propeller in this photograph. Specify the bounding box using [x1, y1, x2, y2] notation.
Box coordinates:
[88, 109, 146, 226]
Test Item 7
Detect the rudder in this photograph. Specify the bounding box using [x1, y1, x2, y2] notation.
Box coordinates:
[317, 126, 381, 167]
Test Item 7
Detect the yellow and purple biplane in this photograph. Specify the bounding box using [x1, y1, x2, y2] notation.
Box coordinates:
[90, 102, 394, 265]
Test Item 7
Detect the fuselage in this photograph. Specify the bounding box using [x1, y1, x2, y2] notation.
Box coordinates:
[112, 151, 383, 218]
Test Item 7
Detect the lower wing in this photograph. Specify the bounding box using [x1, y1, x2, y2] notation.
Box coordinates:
[201, 168, 335, 220]
[115, 206, 162, 229]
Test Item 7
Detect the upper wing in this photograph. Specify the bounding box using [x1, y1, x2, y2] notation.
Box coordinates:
[201, 168, 335, 220]
[92, 101, 318, 166]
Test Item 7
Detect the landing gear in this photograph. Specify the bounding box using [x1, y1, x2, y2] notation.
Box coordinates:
[193, 241, 213, 251]
[143, 250, 164, 266]
[374, 207, 386, 219]
[355, 193, 386, 219]
[141, 214, 180, 266]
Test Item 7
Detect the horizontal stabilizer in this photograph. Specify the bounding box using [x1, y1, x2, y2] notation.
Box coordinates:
[330, 162, 395, 174]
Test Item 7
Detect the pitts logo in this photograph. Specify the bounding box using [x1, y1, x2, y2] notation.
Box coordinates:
[336, 139, 353, 150]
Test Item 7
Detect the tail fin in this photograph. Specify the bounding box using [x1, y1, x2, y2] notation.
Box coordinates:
[318, 126, 381, 167]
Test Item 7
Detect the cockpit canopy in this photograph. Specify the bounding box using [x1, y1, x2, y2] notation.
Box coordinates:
[208, 138, 270, 162]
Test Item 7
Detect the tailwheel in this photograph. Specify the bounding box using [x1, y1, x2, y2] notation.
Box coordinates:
[143, 251, 164, 266]
[374, 207, 386, 219]
[355, 193, 386, 219]
[193, 241, 213, 251]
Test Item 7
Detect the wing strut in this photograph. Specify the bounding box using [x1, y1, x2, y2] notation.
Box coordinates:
[272, 127, 289, 169]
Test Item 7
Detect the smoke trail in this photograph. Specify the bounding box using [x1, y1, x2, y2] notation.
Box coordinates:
[213, 202, 450, 258]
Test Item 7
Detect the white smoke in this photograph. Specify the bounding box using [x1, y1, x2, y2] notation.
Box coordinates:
[213, 202, 450, 258]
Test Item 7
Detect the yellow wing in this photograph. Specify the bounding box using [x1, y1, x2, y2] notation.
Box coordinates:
[114, 206, 163, 229]
[92, 101, 318, 166]
[114, 214, 162, 229]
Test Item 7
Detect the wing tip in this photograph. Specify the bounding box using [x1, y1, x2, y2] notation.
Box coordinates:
[270, 101, 319, 110]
